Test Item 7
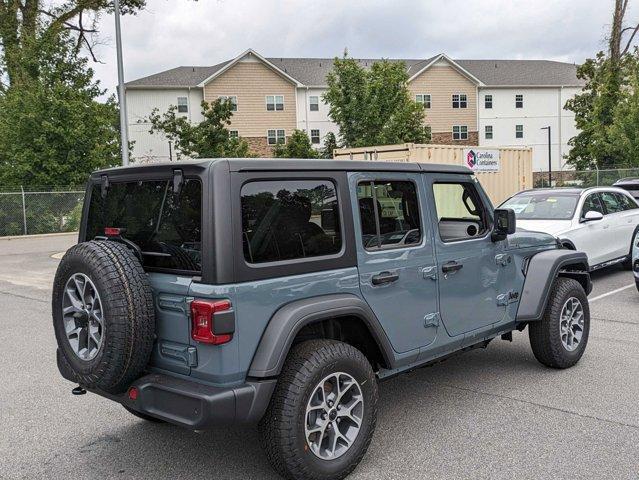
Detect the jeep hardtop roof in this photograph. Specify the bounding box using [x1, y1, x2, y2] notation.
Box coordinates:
[91, 158, 472, 179]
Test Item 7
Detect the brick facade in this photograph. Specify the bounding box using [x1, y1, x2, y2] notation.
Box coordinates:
[430, 131, 479, 146]
[245, 136, 275, 157]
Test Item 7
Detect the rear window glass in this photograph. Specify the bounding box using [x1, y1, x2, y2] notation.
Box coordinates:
[85, 179, 202, 272]
[241, 180, 341, 263]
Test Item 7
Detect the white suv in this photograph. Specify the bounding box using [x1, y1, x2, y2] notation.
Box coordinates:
[500, 187, 639, 270]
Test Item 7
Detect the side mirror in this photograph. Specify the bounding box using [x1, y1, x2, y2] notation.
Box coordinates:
[492, 208, 516, 242]
[582, 210, 604, 222]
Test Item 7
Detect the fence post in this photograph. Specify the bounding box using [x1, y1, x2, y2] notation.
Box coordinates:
[20, 186, 27, 235]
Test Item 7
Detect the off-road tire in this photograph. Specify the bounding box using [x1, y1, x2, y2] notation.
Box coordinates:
[259, 340, 378, 480]
[529, 277, 590, 369]
[52, 240, 155, 394]
[123, 405, 165, 423]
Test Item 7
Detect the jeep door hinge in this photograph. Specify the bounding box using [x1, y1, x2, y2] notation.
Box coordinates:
[495, 253, 512, 267]
[421, 266, 438, 281]
[424, 312, 440, 328]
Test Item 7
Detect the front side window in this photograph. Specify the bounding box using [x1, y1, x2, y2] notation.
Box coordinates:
[485, 125, 493, 139]
[310, 129, 320, 144]
[266, 95, 284, 111]
[241, 180, 341, 263]
[219, 95, 238, 111]
[357, 181, 421, 250]
[309, 96, 319, 111]
[581, 193, 605, 218]
[177, 97, 188, 113]
[416, 94, 431, 108]
[452, 125, 468, 140]
[485, 94, 493, 109]
[452, 94, 467, 108]
[515, 94, 523, 108]
[267, 129, 286, 145]
[86, 179, 202, 272]
[432, 182, 488, 242]
[515, 124, 524, 139]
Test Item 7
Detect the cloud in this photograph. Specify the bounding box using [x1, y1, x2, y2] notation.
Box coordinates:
[90, 0, 628, 96]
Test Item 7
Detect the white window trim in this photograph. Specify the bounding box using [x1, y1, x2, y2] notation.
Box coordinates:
[515, 124, 524, 138]
[229, 130, 239, 139]
[515, 94, 524, 108]
[416, 93, 431, 108]
[309, 96, 319, 111]
[177, 96, 188, 113]
[485, 125, 493, 139]
[267, 129, 286, 145]
[219, 95, 238, 112]
[452, 125, 468, 141]
[452, 93, 468, 109]
[266, 95, 285, 111]
[484, 94, 493, 109]
[310, 129, 321, 144]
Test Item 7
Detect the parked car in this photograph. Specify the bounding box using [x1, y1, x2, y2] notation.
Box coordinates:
[613, 177, 639, 201]
[633, 230, 639, 292]
[500, 187, 639, 271]
[53, 159, 592, 480]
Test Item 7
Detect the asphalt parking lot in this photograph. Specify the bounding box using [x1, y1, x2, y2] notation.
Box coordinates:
[0, 234, 637, 479]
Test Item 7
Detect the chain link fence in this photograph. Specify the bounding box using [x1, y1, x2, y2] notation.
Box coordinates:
[0, 187, 85, 237]
[534, 168, 639, 188]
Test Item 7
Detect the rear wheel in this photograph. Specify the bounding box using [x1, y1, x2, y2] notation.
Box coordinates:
[622, 229, 639, 270]
[529, 277, 590, 369]
[259, 340, 377, 480]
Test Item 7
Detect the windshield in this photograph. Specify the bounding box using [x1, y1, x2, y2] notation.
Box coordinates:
[85, 179, 202, 272]
[501, 192, 578, 220]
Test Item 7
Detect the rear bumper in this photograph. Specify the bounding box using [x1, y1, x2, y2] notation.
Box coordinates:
[92, 373, 276, 430]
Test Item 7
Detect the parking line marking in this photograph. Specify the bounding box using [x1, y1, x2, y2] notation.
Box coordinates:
[590, 284, 635, 302]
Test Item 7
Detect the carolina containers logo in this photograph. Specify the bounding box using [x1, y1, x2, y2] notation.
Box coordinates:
[463, 149, 500, 172]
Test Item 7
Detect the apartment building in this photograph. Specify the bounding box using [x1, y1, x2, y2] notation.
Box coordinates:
[125, 49, 584, 171]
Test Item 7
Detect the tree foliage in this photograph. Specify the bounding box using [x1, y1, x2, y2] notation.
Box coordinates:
[147, 99, 251, 159]
[0, 32, 121, 187]
[273, 129, 318, 158]
[323, 53, 430, 148]
[320, 131, 338, 159]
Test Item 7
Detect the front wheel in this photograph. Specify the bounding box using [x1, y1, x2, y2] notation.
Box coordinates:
[529, 277, 590, 369]
[259, 340, 378, 480]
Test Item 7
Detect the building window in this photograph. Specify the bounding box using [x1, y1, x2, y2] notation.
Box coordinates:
[515, 94, 523, 108]
[309, 96, 319, 111]
[177, 97, 188, 113]
[484, 94, 493, 109]
[452, 125, 468, 140]
[229, 130, 239, 139]
[266, 95, 284, 111]
[219, 95, 238, 111]
[452, 94, 467, 109]
[416, 94, 431, 108]
[515, 124, 524, 138]
[267, 129, 286, 145]
[310, 129, 321, 144]
[485, 125, 493, 140]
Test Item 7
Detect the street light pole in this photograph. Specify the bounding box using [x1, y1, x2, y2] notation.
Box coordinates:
[541, 126, 551, 186]
[114, 0, 130, 166]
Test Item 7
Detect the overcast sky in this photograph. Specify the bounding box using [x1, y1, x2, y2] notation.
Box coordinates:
[89, 0, 635, 96]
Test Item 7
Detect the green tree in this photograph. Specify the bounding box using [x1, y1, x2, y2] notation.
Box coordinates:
[323, 53, 430, 148]
[608, 55, 639, 167]
[320, 131, 338, 159]
[0, 32, 121, 187]
[273, 129, 318, 158]
[147, 99, 252, 159]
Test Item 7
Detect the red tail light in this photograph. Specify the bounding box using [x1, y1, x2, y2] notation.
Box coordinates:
[104, 227, 122, 237]
[190, 299, 233, 345]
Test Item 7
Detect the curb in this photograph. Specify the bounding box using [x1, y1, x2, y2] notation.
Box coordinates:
[0, 232, 78, 241]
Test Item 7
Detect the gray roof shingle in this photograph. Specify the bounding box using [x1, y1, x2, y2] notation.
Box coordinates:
[125, 55, 582, 88]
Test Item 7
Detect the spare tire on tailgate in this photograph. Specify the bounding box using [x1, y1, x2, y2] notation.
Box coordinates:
[52, 240, 155, 394]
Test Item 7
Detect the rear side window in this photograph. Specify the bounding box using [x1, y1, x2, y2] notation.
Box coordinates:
[241, 180, 341, 263]
[600, 192, 624, 214]
[432, 182, 488, 242]
[85, 179, 202, 272]
[357, 181, 421, 250]
[616, 192, 639, 210]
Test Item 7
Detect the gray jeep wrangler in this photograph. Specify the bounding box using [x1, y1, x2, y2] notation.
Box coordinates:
[53, 159, 592, 480]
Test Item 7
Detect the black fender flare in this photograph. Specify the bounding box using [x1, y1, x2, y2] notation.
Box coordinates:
[559, 239, 576, 250]
[516, 249, 591, 322]
[248, 294, 396, 378]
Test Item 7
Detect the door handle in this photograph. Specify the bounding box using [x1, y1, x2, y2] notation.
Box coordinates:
[371, 271, 399, 286]
[442, 261, 463, 273]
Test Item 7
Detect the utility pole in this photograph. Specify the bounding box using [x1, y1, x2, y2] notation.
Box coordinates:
[114, 0, 129, 166]
[541, 126, 551, 186]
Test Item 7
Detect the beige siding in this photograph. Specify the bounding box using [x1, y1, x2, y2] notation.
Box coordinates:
[203, 61, 297, 138]
[333, 143, 532, 205]
[409, 65, 478, 135]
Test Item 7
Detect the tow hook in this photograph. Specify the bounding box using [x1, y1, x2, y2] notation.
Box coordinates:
[72, 385, 87, 395]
